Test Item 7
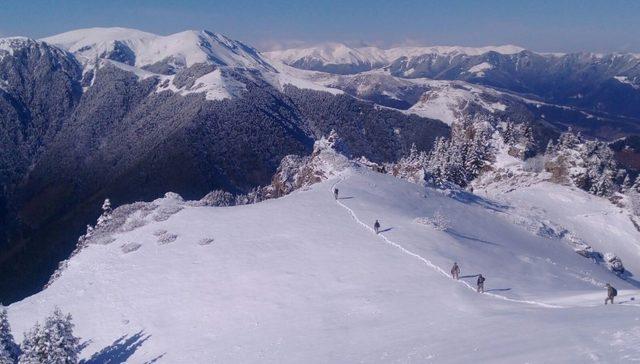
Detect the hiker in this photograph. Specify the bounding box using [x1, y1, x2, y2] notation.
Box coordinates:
[477, 274, 485, 293]
[334, 188, 339, 200]
[374, 220, 381, 234]
[451, 262, 460, 280]
[605, 283, 617, 305]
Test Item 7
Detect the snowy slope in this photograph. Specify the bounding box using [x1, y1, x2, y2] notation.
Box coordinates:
[8, 165, 640, 363]
[474, 149, 640, 283]
[407, 81, 506, 125]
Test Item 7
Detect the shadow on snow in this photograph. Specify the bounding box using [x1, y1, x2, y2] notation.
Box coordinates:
[81, 331, 164, 364]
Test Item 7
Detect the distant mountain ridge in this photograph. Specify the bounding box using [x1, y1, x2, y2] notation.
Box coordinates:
[267, 42, 640, 138]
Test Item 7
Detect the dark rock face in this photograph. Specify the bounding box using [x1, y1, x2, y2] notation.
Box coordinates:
[0, 46, 449, 303]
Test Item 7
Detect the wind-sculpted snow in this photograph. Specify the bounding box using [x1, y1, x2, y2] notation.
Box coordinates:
[7, 166, 640, 363]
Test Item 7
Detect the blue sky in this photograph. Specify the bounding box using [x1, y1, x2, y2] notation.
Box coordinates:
[1, 0, 639, 52]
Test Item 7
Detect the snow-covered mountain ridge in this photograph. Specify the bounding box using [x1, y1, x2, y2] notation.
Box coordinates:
[37, 27, 341, 101]
[42, 27, 274, 72]
[8, 147, 640, 362]
[265, 43, 526, 71]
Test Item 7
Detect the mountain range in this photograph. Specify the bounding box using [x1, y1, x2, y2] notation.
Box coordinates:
[2, 27, 640, 303]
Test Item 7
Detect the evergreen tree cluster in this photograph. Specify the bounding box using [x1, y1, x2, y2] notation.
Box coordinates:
[544, 128, 623, 197]
[390, 144, 429, 184]
[0, 307, 80, 364]
[501, 120, 536, 158]
[425, 118, 493, 187]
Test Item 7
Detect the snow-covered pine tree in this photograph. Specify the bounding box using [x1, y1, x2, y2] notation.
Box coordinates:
[501, 121, 516, 146]
[43, 308, 80, 364]
[557, 127, 582, 150]
[425, 136, 449, 186]
[464, 125, 491, 179]
[0, 347, 13, 364]
[18, 323, 45, 364]
[19, 309, 80, 364]
[633, 175, 640, 193]
[545, 129, 620, 196]
[0, 308, 18, 362]
[96, 198, 113, 226]
[391, 143, 428, 183]
[545, 139, 556, 155]
[101, 199, 111, 214]
[425, 117, 492, 187]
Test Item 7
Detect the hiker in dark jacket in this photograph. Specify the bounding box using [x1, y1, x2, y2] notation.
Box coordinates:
[477, 274, 485, 293]
[334, 188, 339, 200]
[605, 283, 617, 305]
[374, 220, 381, 234]
[451, 262, 460, 280]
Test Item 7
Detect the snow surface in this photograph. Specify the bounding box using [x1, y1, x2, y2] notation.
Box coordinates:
[467, 62, 493, 77]
[8, 166, 640, 363]
[407, 81, 507, 125]
[614, 76, 640, 89]
[263, 61, 343, 95]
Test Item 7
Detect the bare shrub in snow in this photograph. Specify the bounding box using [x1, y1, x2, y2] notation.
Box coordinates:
[119, 217, 146, 232]
[198, 238, 215, 246]
[522, 155, 546, 173]
[94, 236, 116, 245]
[121, 242, 142, 253]
[415, 210, 451, 231]
[153, 229, 168, 237]
[604, 252, 625, 274]
[158, 233, 178, 245]
[196, 190, 235, 207]
[153, 206, 184, 222]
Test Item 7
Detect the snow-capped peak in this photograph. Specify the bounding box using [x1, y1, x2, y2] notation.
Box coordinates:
[266, 42, 387, 67]
[42, 27, 273, 72]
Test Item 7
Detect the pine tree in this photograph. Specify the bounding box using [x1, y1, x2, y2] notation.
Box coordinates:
[19, 309, 80, 364]
[633, 175, 640, 193]
[43, 308, 80, 364]
[101, 199, 111, 214]
[425, 119, 492, 187]
[558, 128, 581, 149]
[0, 308, 18, 362]
[0, 348, 13, 364]
[18, 323, 45, 364]
[545, 139, 556, 155]
[502, 121, 516, 145]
